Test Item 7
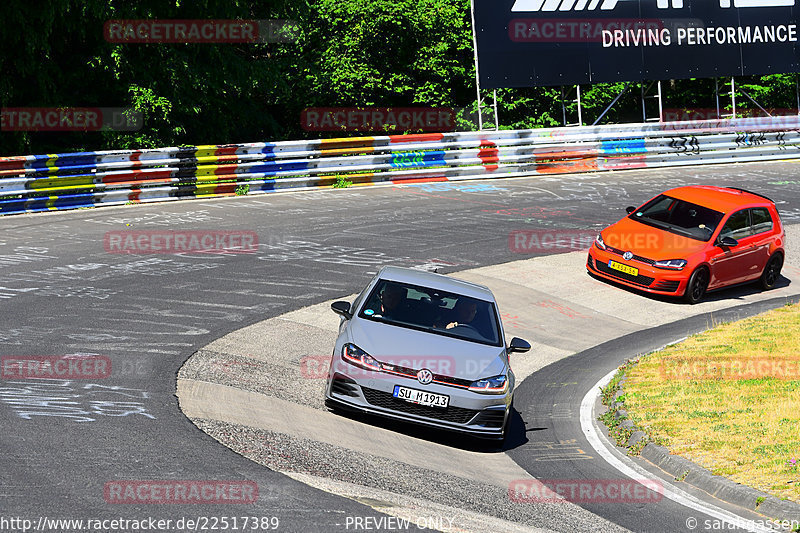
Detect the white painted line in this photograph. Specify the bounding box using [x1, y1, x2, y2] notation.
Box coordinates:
[581, 365, 775, 533]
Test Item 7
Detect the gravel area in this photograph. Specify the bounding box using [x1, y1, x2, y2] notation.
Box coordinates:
[193, 418, 629, 533]
[179, 347, 329, 411]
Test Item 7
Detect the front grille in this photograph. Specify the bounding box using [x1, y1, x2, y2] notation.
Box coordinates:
[587, 255, 594, 269]
[652, 280, 680, 292]
[595, 260, 655, 287]
[387, 364, 472, 389]
[433, 374, 472, 388]
[471, 409, 506, 428]
[606, 245, 655, 265]
[361, 386, 479, 424]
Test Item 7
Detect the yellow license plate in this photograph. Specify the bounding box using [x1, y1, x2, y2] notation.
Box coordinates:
[608, 260, 639, 276]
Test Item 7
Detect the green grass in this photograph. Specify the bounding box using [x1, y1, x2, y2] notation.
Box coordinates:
[619, 303, 800, 503]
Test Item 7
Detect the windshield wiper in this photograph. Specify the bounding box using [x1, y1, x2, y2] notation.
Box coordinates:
[665, 225, 696, 237]
[633, 217, 669, 230]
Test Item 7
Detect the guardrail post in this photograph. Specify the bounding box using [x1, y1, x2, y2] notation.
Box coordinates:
[717, 78, 737, 119]
[641, 81, 663, 123]
[561, 85, 583, 127]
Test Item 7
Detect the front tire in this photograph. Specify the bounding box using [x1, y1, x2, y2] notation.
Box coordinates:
[498, 399, 515, 444]
[684, 267, 709, 304]
[759, 253, 783, 290]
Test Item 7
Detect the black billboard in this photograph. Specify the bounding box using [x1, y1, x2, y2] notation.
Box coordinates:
[474, 0, 800, 88]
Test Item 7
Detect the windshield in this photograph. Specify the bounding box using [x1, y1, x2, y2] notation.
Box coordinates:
[358, 279, 502, 346]
[629, 194, 724, 242]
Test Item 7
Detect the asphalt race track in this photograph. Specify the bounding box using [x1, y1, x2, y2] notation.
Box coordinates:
[508, 297, 800, 532]
[1, 161, 799, 532]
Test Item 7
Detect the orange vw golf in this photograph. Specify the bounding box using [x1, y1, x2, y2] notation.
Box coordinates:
[587, 186, 785, 303]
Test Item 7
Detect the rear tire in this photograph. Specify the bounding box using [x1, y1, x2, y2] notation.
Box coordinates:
[684, 267, 709, 304]
[759, 253, 783, 291]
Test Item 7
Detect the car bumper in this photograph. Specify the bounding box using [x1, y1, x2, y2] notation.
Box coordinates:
[587, 247, 688, 296]
[325, 372, 510, 439]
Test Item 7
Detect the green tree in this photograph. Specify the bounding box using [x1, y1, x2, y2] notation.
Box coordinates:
[1, 0, 798, 156]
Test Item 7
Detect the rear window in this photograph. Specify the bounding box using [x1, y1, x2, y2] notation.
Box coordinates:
[750, 207, 774, 235]
[358, 279, 502, 346]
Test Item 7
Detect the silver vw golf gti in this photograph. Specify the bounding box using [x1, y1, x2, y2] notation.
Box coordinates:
[324, 266, 530, 441]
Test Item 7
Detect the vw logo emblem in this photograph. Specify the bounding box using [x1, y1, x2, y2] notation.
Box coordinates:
[417, 369, 433, 385]
[623, 251, 634, 261]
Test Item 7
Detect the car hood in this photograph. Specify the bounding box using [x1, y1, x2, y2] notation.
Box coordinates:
[346, 316, 507, 380]
[603, 216, 708, 260]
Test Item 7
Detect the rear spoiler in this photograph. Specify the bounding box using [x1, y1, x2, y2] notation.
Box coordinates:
[725, 187, 775, 203]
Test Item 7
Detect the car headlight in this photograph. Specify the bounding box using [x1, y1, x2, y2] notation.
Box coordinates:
[468, 374, 508, 394]
[342, 343, 381, 371]
[653, 259, 687, 270]
[595, 234, 607, 250]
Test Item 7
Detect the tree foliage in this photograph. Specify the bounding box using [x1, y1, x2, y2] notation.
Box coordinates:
[1, 0, 797, 155]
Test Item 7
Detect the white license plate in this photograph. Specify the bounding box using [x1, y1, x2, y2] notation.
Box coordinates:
[392, 385, 449, 408]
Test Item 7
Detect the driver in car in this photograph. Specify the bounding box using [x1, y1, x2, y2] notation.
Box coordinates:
[445, 299, 478, 330]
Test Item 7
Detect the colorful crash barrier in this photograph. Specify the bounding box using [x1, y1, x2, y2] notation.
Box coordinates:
[1, 116, 800, 215]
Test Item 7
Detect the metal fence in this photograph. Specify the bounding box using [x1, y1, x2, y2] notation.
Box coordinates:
[1, 116, 799, 215]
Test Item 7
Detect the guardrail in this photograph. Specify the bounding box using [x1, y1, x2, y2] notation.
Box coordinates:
[2, 116, 800, 215]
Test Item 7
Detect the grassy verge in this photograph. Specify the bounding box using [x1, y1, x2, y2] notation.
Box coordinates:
[615, 302, 800, 503]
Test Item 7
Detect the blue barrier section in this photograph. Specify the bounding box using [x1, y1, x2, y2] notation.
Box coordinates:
[601, 139, 647, 154]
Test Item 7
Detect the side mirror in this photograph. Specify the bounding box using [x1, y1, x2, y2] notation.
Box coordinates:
[626, 206, 636, 214]
[507, 337, 531, 354]
[717, 236, 738, 248]
[331, 301, 352, 319]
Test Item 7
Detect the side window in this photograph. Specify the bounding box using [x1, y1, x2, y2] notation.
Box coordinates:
[750, 207, 774, 235]
[353, 273, 381, 313]
[719, 210, 753, 241]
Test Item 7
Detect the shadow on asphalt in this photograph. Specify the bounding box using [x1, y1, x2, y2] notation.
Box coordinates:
[326, 403, 531, 453]
[586, 270, 791, 305]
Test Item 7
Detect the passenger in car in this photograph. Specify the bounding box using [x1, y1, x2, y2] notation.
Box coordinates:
[377, 283, 414, 322]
